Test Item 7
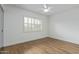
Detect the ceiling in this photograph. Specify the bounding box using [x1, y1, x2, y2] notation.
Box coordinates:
[7, 4, 79, 16]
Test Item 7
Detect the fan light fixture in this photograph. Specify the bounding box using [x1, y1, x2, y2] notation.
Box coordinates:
[44, 8, 49, 12]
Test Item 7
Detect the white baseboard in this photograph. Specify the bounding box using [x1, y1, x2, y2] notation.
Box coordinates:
[3, 35, 48, 47]
[49, 35, 79, 45]
[2, 35, 79, 48]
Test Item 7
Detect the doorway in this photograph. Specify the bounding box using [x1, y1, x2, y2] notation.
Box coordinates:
[0, 5, 4, 52]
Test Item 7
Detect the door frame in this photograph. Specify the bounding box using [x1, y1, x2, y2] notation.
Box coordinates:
[0, 4, 4, 51]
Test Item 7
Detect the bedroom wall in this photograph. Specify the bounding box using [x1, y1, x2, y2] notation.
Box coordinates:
[49, 7, 79, 44]
[3, 5, 48, 47]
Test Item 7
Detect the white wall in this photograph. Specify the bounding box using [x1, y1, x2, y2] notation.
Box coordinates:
[49, 7, 79, 44]
[4, 5, 48, 47]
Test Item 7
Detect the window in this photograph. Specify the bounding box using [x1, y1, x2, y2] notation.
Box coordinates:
[24, 17, 42, 32]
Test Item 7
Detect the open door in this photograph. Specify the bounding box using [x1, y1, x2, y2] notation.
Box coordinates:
[0, 5, 4, 53]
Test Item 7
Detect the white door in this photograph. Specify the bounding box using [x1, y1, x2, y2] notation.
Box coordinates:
[0, 6, 3, 48]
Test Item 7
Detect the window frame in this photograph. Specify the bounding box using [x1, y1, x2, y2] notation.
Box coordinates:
[23, 17, 42, 33]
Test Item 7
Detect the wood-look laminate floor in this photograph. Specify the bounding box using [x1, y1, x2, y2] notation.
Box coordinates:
[1, 37, 79, 54]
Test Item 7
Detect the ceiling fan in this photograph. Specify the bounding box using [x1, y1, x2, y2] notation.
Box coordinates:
[43, 4, 51, 12]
